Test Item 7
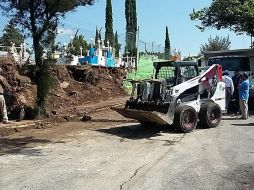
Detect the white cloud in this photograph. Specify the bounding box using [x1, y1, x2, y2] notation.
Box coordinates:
[57, 28, 74, 36]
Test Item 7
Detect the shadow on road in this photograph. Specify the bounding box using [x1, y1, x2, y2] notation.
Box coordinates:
[222, 117, 241, 121]
[232, 123, 254, 127]
[97, 124, 180, 140]
[0, 137, 52, 156]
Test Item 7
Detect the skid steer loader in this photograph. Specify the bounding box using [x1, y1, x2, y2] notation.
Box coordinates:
[113, 61, 225, 133]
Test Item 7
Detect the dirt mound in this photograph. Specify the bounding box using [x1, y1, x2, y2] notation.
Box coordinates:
[45, 65, 127, 117]
[0, 57, 128, 120]
[0, 58, 37, 119]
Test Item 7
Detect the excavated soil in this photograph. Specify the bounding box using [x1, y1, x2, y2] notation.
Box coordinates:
[0, 57, 37, 117]
[45, 65, 128, 118]
[0, 57, 128, 120]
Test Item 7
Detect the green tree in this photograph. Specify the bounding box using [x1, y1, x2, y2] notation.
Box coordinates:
[95, 27, 102, 47]
[125, 0, 137, 57]
[105, 0, 114, 47]
[95, 27, 99, 47]
[114, 31, 121, 57]
[69, 34, 88, 56]
[0, 19, 24, 47]
[200, 35, 231, 54]
[164, 26, 171, 60]
[0, 0, 95, 116]
[190, 0, 254, 47]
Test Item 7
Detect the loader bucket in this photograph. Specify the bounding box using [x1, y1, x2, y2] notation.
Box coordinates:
[111, 107, 170, 125]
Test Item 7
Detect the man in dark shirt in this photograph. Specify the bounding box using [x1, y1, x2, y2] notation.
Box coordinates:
[239, 73, 249, 119]
[232, 70, 241, 112]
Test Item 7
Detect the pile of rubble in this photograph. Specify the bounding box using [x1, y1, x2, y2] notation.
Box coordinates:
[0, 58, 128, 120]
[0, 57, 128, 120]
[46, 65, 127, 119]
[0, 57, 37, 119]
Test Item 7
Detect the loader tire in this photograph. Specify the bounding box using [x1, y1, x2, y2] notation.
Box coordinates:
[199, 103, 222, 128]
[173, 105, 198, 133]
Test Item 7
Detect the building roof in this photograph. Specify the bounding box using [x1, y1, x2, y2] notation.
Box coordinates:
[203, 49, 254, 59]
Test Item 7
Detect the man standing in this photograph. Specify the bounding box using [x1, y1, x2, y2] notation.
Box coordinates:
[0, 68, 12, 124]
[222, 70, 234, 112]
[232, 70, 241, 112]
[239, 73, 249, 119]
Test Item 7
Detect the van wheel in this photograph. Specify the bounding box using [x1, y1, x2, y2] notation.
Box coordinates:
[199, 103, 222, 128]
[174, 106, 197, 133]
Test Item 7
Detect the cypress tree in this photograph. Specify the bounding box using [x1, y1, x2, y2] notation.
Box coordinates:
[164, 26, 171, 60]
[125, 0, 137, 57]
[105, 0, 114, 47]
[131, 0, 137, 42]
[95, 26, 99, 47]
[125, 0, 130, 54]
[114, 31, 120, 57]
[98, 30, 102, 45]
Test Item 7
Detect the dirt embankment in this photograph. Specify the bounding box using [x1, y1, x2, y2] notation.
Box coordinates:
[46, 65, 128, 118]
[0, 57, 128, 120]
[0, 57, 37, 118]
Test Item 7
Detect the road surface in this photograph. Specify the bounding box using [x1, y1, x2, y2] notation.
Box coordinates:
[0, 109, 254, 190]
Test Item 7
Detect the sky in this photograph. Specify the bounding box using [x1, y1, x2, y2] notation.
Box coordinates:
[0, 0, 252, 57]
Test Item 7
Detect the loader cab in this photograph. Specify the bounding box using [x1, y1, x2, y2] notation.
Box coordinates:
[154, 61, 199, 88]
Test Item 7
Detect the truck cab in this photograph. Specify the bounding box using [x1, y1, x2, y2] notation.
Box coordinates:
[204, 49, 254, 109]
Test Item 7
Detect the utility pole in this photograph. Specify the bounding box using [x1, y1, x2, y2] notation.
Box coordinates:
[158, 44, 161, 52]
[136, 26, 139, 70]
[139, 40, 147, 54]
[251, 35, 253, 48]
[158, 44, 161, 60]
[152, 41, 155, 53]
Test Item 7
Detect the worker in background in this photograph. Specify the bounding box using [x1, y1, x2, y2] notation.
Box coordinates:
[0, 68, 12, 124]
[232, 70, 242, 113]
[239, 73, 249, 119]
[222, 70, 234, 112]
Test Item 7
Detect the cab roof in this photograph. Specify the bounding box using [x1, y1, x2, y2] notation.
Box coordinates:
[153, 60, 198, 69]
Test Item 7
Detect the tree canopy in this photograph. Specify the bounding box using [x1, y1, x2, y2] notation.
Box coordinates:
[200, 35, 231, 54]
[0, 0, 95, 65]
[69, 34, 88, 56]
[190, 0, 254, 37]
[0, 19, 24, 47]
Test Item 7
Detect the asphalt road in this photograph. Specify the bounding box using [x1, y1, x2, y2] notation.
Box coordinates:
[0, 112, 254, 190]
